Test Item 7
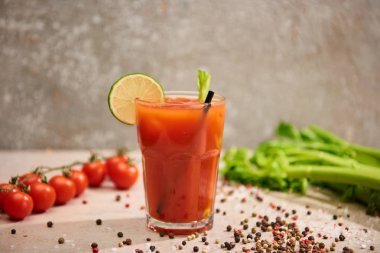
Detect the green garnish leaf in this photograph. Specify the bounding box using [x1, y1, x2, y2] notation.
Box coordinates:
[197, 69, 211, 102]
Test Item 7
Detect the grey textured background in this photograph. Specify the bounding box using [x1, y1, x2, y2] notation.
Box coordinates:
[0, 0, 379, 150]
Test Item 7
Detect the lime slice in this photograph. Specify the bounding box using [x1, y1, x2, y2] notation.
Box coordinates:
[108, 73, 164, 125]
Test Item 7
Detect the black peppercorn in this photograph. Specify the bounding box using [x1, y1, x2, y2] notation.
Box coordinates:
[96, 219, 102, 225]
[193, 246, 199, 252]
[11, 229, 16, 234]
[47, 221, 53, 228]
[117, 232, 123, 238]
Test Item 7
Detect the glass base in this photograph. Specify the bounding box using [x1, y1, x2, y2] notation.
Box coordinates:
[146, 214, 214, 235]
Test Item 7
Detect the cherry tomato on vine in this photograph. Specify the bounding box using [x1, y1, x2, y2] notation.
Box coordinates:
[106, 155, 129, 172]
[3, 191, 33, 221]
[17, 172, 42, 189]
[28, 182, 56, 213]
[0, 183, 19, 211]
[49, 175, 76, 205]
[82, 161, 107, 187]
[108, 162, 138, 190]
[69, 169, 89, 197]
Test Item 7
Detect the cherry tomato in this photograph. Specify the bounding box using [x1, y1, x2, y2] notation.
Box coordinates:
[49, 175, 76, 205]
[3, 191, 33, 220]
[0, 183, 19, 211]
[69, 169, 89, 197]
[18, 172, 42, 189]
[106, 155, 129, 172]
[28, 182, 56, 213]
[108, 162, 138, 190]
[82, 161, 107, 187]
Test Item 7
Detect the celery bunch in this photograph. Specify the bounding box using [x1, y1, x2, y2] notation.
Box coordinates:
[221, 122, 380, 215]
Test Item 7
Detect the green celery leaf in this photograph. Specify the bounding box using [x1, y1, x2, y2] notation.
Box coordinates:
[197, 69, 211, 102]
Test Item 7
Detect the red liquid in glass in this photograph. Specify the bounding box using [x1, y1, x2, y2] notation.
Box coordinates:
[136, 97, 225, 224]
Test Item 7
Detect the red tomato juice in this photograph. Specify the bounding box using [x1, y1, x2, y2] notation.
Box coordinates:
[136, 95, 225, 226]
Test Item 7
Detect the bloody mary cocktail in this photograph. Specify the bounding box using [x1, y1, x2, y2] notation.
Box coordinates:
[136, 91, 225, 234]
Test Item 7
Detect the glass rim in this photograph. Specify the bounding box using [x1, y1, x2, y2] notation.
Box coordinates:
[135, 91, 225, 107]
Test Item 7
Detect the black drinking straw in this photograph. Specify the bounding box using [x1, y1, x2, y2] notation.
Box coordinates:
[204, 90, 214, 112]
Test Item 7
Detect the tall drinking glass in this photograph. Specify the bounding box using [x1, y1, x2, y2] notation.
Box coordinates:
[135, 91, 226, 234]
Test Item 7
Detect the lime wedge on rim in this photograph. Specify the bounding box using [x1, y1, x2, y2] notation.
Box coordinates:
[108, 73, 164, 125]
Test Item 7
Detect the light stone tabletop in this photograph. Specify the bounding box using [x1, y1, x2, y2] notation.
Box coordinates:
[0, 150, 379, 253]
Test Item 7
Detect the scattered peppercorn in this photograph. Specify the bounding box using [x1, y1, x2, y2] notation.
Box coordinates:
[339, 234, 345, 241]
[159, 231, 165, 237]
[96, 219, 102, 225]
[58, 237, 64, 244]
[215, 208, 220, 213]
[193, 246, 199, 252]
[370, 245, 375, 251]
[222, 211, 226, 215]
[47, 221, 53, 228]
[91, 242, 98, 248]
[201, 236, 207, 242]
[115, 195, 121, 201]
[149, 245, 155, 252]
[226, 225, 232, 231]
[125, 238, 132, 245]
[11, 229, 16, 234]
[182, 240, 186, 246]
[117, 232, 123, 238]
[168, 233, 175, 239]
[307, 210, 311, 215]
[332, 214, 338, 220]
